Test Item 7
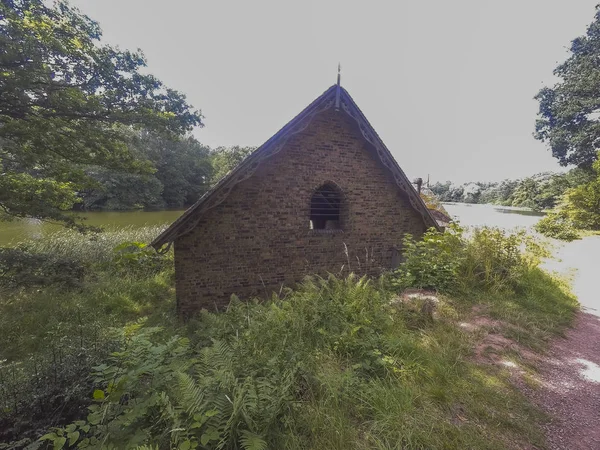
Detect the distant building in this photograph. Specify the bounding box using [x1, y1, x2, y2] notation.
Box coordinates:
[153, 82, 439, 316]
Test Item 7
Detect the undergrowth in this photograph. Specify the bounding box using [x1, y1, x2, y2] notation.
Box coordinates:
[0, 225, 579, 449]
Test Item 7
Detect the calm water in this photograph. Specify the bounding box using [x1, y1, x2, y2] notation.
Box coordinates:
[443, 202, 545, 229]
[0, 210, 185, 246]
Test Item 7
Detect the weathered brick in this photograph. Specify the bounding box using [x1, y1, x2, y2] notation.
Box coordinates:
[173, 107, 427, 317]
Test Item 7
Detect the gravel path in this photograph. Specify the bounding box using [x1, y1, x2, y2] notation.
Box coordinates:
[525, 311, 600, 449]
[525, 236, 600, 449]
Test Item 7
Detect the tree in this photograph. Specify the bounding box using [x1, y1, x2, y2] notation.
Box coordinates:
[0, 0, 202, 228]
[535, 6, 600, 168]
[79, 167, 164, 210]
[209, 146, 255, 184]
[140, 132, 213, 207]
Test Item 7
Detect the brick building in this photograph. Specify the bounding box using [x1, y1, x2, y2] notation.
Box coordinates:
[152, 82, 440, 316]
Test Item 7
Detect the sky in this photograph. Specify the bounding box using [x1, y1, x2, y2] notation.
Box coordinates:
[71, 0, 599, 184]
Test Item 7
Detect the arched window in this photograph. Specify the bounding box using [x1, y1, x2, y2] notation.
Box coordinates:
[310, 183, 342, 230]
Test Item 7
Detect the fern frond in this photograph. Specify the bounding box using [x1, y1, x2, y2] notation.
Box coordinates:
[239, 430, 268, 450]
[175, 371, 205, 415]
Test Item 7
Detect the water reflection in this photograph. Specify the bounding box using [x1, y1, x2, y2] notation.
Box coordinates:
[443, 203, 544, 229]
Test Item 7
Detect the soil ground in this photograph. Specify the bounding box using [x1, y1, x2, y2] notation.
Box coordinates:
[526, 236, 600, 449]
[522, 311, 600, 450]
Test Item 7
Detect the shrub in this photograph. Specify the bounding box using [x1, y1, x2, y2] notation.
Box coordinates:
[560, 182, 600, 230]
[0, 247, 85, 289]
[459, 227, 547, 292]
[392, 224, 464, 292]
[393, 225, 550, 294]
[534, 212, 580, 241]
[111, 241, 171, 275]
[0, 323, 110, 445]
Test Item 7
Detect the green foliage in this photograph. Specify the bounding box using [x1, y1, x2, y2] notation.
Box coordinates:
[534, 212, 580, 241]
[459, 227, 549, 292]
[0, 247, 85, 289]
[209, 146, 255, 185]
[561, 176, 600, 230]
[0, 225, 579, 449]
[536, 152, 600, 237]
[140, 133, 213, 208]
[394, 225, 550, 294]
[534, 5, 600, 168]
[18, 225, 167, 265]
[111, 241, 171, 275]
[0, 227, 175, 444]
[80, 167, 165, 211]
[431, 169, 593, 211]
[0, 0, 201, 227]
[393, 224, 464, 291]
[79, 132, 214, 211]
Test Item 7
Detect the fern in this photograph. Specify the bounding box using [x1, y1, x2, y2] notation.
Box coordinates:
[239, 430, 268, 450]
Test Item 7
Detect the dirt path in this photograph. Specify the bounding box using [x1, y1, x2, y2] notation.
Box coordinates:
[523, 311, 600, 449]
[526, 236, 600, 449]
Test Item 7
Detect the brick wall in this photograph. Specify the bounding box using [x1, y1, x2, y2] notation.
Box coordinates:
[174, 108, 427, 316]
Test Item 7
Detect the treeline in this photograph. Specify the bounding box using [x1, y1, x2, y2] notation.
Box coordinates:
[76, 132, 254, 211]
[429, 168, 593, 211]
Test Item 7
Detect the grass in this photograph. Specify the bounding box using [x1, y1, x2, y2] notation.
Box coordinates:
[18, 225, 167, 263]
[0, 226, 580, 449]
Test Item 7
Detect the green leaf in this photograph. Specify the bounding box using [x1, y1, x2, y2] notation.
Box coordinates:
[87, 412, 102, 425]
[53, 436, 67, 450]
[204, 409, 218, 417]
[39, 432, 58, 441]
[179, 440, 191, 450]
[92, 389, 105, 400]
[67, 431, 80, 446]
[65, 424, 76, 433]
[200, 428, 220, 446]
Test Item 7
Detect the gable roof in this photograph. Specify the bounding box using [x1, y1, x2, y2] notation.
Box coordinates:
[152, 84, 440, 249]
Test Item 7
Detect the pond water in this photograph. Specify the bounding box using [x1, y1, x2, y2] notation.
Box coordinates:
[442, 202, 545, 229]
[0, 209, 185, 246]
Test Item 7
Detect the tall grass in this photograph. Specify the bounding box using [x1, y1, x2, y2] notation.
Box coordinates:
[16, 225, 167, 264]
[0, 225, 579, 449]
[42, 271, 574, 450]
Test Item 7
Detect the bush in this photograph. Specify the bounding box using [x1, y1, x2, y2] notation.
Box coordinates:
[460, 227, 547, 292]
[0, 322, 110, 445]
[534, 212, 580, 241]
[561, 181, 600, 230]
[111, 241, 172, 275]
[392, 224, 464, 292]
[0, 247, 86, 289]
[40, 276, 399, 450]
[393, 225, 550, 294]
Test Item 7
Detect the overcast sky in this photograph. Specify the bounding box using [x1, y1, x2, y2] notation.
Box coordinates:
[71, 0, 598, 183]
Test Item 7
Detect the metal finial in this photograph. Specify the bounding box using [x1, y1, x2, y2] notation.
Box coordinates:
[335, 63, 341, 111]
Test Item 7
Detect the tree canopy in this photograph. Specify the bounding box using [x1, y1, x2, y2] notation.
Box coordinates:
[0, 0, 202, 227]
[535, 5, 600, 168]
